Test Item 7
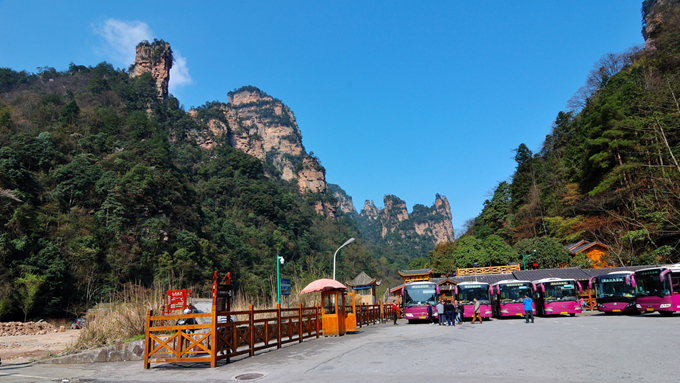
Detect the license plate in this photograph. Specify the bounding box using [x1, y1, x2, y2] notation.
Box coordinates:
[419, 316, 426, 319]
[560, 312, 568, 315]
[646, 308, 654, 312]
[515, 313, 522, 316]
[612, 309, 621, 312]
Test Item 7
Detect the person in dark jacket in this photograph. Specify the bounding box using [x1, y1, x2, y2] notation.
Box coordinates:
[427, 303, 435, 325]
[444, 300, 455, 326]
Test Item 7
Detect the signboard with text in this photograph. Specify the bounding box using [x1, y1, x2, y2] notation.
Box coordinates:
[280, 278, 291, 296]
[166, 289, 187, 311]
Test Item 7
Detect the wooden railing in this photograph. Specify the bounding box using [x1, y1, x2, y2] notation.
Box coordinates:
[456, 264, 521, 276]
[356, 304, 391, 327]
[144, 304, 321, 368]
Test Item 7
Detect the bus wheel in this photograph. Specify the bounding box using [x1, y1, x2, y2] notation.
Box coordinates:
[569, 313, 575, 317]
[659, 311, 673, 317]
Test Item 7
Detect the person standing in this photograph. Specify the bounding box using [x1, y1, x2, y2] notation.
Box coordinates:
[471, 298, 482, 324]
[523, 294, 534, 323]
[436, 300, 445, 325]
[427, 303, 435, 325]
[445, 300, 455, 326]
[392, 301, 399, 325]
[455, 300, 463, 324]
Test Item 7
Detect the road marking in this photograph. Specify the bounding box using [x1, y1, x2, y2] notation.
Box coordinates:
[0, 373, 52, 379]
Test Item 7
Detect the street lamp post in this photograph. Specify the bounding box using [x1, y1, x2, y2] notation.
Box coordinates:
[522, 250, 536, 270]
[332, 238, 355, 281]
[276, 249, 284, 304]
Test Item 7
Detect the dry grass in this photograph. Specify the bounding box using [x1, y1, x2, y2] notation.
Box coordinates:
[67, 275, 328, 351]
[68, 284, 163, 352]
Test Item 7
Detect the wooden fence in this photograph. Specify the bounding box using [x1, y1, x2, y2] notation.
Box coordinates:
[456, 264, 521, 276]
[356, 303, 391, 327]
[144, 304, 321, 368]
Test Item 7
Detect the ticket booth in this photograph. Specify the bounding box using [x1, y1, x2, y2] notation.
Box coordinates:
[344, 292, 357, 332]
[321, 289, 346, 337]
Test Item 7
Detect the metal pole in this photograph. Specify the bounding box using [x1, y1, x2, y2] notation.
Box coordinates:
[332, 237, 355, 281]
[276, 249, 281, 305]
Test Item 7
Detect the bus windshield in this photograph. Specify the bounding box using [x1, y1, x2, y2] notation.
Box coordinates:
[636, 270, 670, 297]
[403, 284, 437, 307]
[457, 285, 489, 305]
[544, 281, 577, 302]
[596, 277, 634, 299]
[499, 283, 532, 303]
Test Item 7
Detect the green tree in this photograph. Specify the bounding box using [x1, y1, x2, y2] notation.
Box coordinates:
[15, 273, 46, 322]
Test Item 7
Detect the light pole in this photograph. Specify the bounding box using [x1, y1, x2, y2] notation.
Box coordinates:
[276, 249, 284, 304]
[332, 238, 355, 281]
[522, 250, 536, 270]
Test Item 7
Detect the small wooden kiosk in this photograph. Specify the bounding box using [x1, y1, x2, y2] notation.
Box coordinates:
[321, 289, 347, 336]
[301, 278, 349, 337]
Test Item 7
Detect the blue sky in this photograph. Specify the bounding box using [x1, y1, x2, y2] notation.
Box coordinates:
[0, 1, 644, 233]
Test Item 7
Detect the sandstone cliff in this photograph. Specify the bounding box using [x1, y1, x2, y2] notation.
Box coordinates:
[328, 184, 357, 216]
[358, 194, 455, 251]
[193, 86, 305, 182]
[129, 40, 172, 99]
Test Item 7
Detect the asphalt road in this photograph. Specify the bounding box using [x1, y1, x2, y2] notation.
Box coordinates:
[1, 311, 678, 383]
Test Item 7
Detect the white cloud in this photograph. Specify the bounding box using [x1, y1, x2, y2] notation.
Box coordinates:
[170, 51, 192, 92]
[94, 19, 192, 91]
[94, 19, 152, 65]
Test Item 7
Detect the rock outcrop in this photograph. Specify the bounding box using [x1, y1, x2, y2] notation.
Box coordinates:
[329, 184, 357, 216]
[129, 40, 172, 99]
[194, 86, 305, 181]
[297, 156, 326, 194]
[359, 194, 454, 246]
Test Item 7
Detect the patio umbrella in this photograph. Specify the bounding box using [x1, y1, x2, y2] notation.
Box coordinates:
[299, 278, 347, 294]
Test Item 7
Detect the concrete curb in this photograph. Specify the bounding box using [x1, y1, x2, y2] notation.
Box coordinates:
[38, 339, 145, 364]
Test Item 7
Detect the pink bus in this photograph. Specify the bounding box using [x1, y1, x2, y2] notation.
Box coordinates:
[490, 280, 536, 318]
[587, 271, 637, 314]
[533, 278, 583, 316]
[402, 281, 440, 324]
[454, 282, 492, 319]
[632, 264, 680, 316]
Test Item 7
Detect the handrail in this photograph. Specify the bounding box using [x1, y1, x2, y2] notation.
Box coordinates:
[456, 264, 520, 276]
[144, 303, 322, 369]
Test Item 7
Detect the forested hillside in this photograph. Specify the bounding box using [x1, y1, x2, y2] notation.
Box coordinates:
[428, 0, 680, 272]
[0, 49, 402, 320]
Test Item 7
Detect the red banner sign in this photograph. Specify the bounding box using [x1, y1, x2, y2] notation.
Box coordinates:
[166, 289, 187, 311]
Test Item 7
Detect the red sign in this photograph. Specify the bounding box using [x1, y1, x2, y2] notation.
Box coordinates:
[166, 289, 187, 311]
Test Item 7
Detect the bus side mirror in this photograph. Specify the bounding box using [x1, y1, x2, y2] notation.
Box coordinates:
[454, 286, 458, 295]
[531, 283, 537, 291]
[631, 275, 636, 288]
[660, 269, 670, 282]
[496, 285, 500, 295]
[588, 276, 596, 290]
[540, 284, 545, 293]
[577, 281, 583, 293]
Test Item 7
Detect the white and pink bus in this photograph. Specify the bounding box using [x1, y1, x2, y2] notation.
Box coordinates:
[533, 278, 583, 316]
[632, 264, 680, 316]
[454, 282, 492, 319]
[402, 281, 440, 324]
[587, 271, 637, 314]
[490, 280, 536, 318]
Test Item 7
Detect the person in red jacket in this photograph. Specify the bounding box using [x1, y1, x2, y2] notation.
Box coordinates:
[391, 301, 399, 325]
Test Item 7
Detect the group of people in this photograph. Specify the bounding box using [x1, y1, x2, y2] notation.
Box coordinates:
[427, 299, 467, 326]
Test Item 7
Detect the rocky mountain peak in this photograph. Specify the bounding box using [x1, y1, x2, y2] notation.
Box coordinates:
[361, 200, 380, 219]
[191, 86, 305, 181]
[227, 86, 273, 105]
[297, 156, 327, 194]
[130, 40, 173, 99]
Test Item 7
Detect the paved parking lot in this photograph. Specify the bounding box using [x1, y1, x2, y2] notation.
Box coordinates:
[1, 311, 678, 382]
